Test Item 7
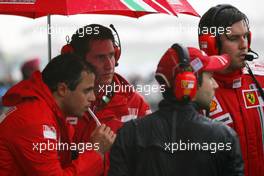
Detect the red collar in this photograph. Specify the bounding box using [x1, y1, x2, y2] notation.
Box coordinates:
[214, 69, 243, 89]
[92, 73, 133, 111]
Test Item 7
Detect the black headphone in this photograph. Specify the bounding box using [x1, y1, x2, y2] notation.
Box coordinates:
[210, 4, 236, 28]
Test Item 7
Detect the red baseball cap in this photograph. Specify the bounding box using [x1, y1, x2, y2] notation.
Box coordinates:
[155, 46, 230, 88]
[21, 58, 40, 71]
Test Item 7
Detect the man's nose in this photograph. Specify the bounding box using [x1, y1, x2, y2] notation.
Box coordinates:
[104, 56, 114, 69]
[88, 91, 96, 102]
[212, 78, 219, 89]
[239, 36, 248, 50]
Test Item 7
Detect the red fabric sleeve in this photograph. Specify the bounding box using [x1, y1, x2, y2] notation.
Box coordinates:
[4, 123, 103, 176]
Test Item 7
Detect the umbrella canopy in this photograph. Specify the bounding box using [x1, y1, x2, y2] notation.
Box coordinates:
[0, 0, 199, 18]
[0, 0, 199, 60]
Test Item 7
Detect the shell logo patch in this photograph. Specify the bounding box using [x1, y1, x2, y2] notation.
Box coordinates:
[210, 100, 217, 112]
[209, 97, 223, 116]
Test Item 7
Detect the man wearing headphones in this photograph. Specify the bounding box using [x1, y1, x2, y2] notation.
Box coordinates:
[198, 4, 264, 176]
[61, 24, 150, 176]
[108, 44, 243, 176]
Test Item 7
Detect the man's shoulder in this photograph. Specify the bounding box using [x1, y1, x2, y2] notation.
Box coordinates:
[0, 101, 57, 146]
[113, 73, 130, 86]
[117, 111, 162, 146]
[123, 111, 157, 127]
[198, 115, 237, 140]
[243, 61, 264, 77]
[119, 111, 159, 135]
[0, 99, 54, 131]
[15, 99, 51, 119]
[113, 73, 148, 102]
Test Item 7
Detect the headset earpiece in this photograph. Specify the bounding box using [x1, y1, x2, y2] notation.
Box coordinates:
[171, 44, 197, 102]
[198, 33, 218, 56]
[61, 44, 74, 54]
[114, 46, 121, 66]
[61, 35, 74, 54]
[174, 71, 197, 102]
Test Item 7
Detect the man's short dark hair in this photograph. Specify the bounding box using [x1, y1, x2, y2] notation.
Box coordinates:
[42, 54, 95, 92]
[70, 24, 115, 58]
[198, 4, 249, 51]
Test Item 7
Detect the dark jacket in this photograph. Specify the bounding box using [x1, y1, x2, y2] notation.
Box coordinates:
[108, 100, 244, 176]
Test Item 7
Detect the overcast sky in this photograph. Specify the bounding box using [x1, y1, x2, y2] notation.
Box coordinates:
[0, 0, 263, 80]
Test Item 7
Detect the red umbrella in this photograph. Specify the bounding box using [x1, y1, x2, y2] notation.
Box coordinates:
[0, 0, 199, 60]
[0, 0, 199, 18]
[167, 0, 199, 16]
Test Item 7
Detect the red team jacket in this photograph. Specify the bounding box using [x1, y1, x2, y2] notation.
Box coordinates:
[72, 73, 150, 176]
[209, 62, 264, 176]
[0, 72, 103, 176]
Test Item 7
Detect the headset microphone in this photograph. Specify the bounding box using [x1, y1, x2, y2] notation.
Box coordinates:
[245, 49, 259, 61]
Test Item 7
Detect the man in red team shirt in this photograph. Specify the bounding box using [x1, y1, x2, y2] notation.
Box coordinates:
[198, 4, 264, 176]
[61, 24, 150, 175]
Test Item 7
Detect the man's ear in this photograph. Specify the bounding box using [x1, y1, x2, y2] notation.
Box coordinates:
[197, 72, 204, 87]
[56, 82, 69, 97]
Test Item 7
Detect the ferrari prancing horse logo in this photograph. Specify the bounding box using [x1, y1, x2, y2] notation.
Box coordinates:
[242, 90, 260, 108]
[246, 92, 256, 104]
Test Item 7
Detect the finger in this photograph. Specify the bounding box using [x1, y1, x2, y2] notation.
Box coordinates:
[91, 124, 105, 138]
[104, 126, 111, 134]
[98, 124, 106, 132]
[109, 130, 114, 136]
[110, 134, 117, 143]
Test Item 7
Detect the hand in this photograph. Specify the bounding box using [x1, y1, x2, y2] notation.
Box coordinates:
[90, 124, 116, 156]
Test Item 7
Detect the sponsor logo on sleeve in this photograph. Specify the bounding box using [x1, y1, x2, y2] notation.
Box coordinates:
[209, 97, 223, 116]
[232, 77, 242, 88]
[243, 61, 264, 76]
[213, 113, 233, 125]
[121, 108, 139, 122]
[146, 109, 152, 115]
[66, 117, 78, 125]
[43, 125, 57, 140]
[0, 106, 17, 124]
